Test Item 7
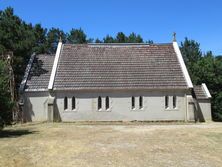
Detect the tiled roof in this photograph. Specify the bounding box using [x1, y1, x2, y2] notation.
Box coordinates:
[53, 43, 188, 90]
[25, 54, 55, 91]
[193, 85, 210, 99]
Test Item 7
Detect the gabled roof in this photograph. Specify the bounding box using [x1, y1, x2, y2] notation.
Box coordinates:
[52, 43, 189, 90]
[193, 83, 212, 99]
[22, 54, 55, 91]
[21, 42, 193, 92]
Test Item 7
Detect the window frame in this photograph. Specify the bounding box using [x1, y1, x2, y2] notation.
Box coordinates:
[139, 96, 143, 109]
[132, 96, 135, 110]
[165, 96, 169, 109]
[105, 96, 109, 110]
[72, 96, 76, 110]
[64, 96, 68, 110]
[98, 96, 102, 110]
[173, 96, 177, 109]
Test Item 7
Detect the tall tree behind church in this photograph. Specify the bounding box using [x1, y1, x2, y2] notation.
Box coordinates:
[67, 28, 87, 44]
[0, 7, 48, 88]
[46, 28, 66, 53]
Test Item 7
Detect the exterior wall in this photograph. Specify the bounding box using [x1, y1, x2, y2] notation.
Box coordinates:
[187, 95, 196, 121]
[198, 99, 212, 121]
[23, 91, 49, 122]
[186, 96, 212, 122]
[54, 89, 189, 122]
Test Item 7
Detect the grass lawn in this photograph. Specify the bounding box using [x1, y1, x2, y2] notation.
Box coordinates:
[0, 122, 222, 167]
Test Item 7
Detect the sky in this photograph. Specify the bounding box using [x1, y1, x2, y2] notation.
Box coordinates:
[0, 0, 222, 55]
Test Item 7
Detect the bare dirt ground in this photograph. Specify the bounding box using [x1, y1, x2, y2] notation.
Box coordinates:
[0, 122, 222, 167]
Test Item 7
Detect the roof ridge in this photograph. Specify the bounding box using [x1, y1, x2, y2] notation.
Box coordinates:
[63, 43, 173, 46]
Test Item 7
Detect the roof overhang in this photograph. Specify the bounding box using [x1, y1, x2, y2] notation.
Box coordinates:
[53, 87, 190, 92]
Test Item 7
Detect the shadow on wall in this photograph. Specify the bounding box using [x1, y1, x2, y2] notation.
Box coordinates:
[23, 98, 35, 122]
[53, 103, 61, 122]
[191, 90, 206, 122]
[0, 129, 37, 138]
[195, 100, 205, 122]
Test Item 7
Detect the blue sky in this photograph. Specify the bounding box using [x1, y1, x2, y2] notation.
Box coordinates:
[0, 0, 222, 55]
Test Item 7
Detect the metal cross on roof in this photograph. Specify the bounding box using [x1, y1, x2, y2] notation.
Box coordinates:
[173, 32, 177, 42]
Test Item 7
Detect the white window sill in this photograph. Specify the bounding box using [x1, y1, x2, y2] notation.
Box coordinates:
[165, 108, 179, 111]
[131, 109, 145, 112]
[63, 110, 78, 113]
[97, 109, 111, 112]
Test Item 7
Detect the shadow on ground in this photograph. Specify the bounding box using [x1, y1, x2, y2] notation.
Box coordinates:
[0, 129, 37, 138]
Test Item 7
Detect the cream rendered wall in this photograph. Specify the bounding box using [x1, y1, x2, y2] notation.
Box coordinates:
[55, 90, 189, 122]
[23, 91, 49, 122]
[198, 99, 212, 121]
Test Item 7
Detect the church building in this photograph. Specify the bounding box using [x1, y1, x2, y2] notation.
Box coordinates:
[19, 37, 212, 122]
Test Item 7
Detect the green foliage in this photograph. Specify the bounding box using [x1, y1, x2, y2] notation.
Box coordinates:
[180, 38, 202, 84]
[181, 38, 202, 63]
[0, 7, 49, 127]
[0, 60, 13, 128]
[32, 24, 48, 54]
[95, 38, 102, 43]
[213, 92, 222, 120]
[128, 32, 143, 43]
[211, 56, 222, 121]
[67, 28, 87, 44]
[103, 35, 115, 43]
[116, 32, 127, 43]
[46, 28, 66, 53]
[146, 40, 154, 44]
[0, 7, 48, 88]
[103, 32, 144, 43]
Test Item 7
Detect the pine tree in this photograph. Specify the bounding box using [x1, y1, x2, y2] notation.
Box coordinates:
[67, 28, 87, 44]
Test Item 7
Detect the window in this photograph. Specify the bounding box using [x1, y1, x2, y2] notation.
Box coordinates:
[64, 97, 68, 110]
[98, 96, 102, 110]
[106, 96, 109, 110]
[72, 97, 76, 110]
[165, 96, 169, 109]
[139, 96, 143, 109]
[173, 96, 177, 109]
[132, 96, 135, 109]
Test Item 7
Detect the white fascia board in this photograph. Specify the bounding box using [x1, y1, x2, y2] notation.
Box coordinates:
[173, 42, 193, 88]
[202, 83, 212, 98]
[48, 42, 63, 90]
